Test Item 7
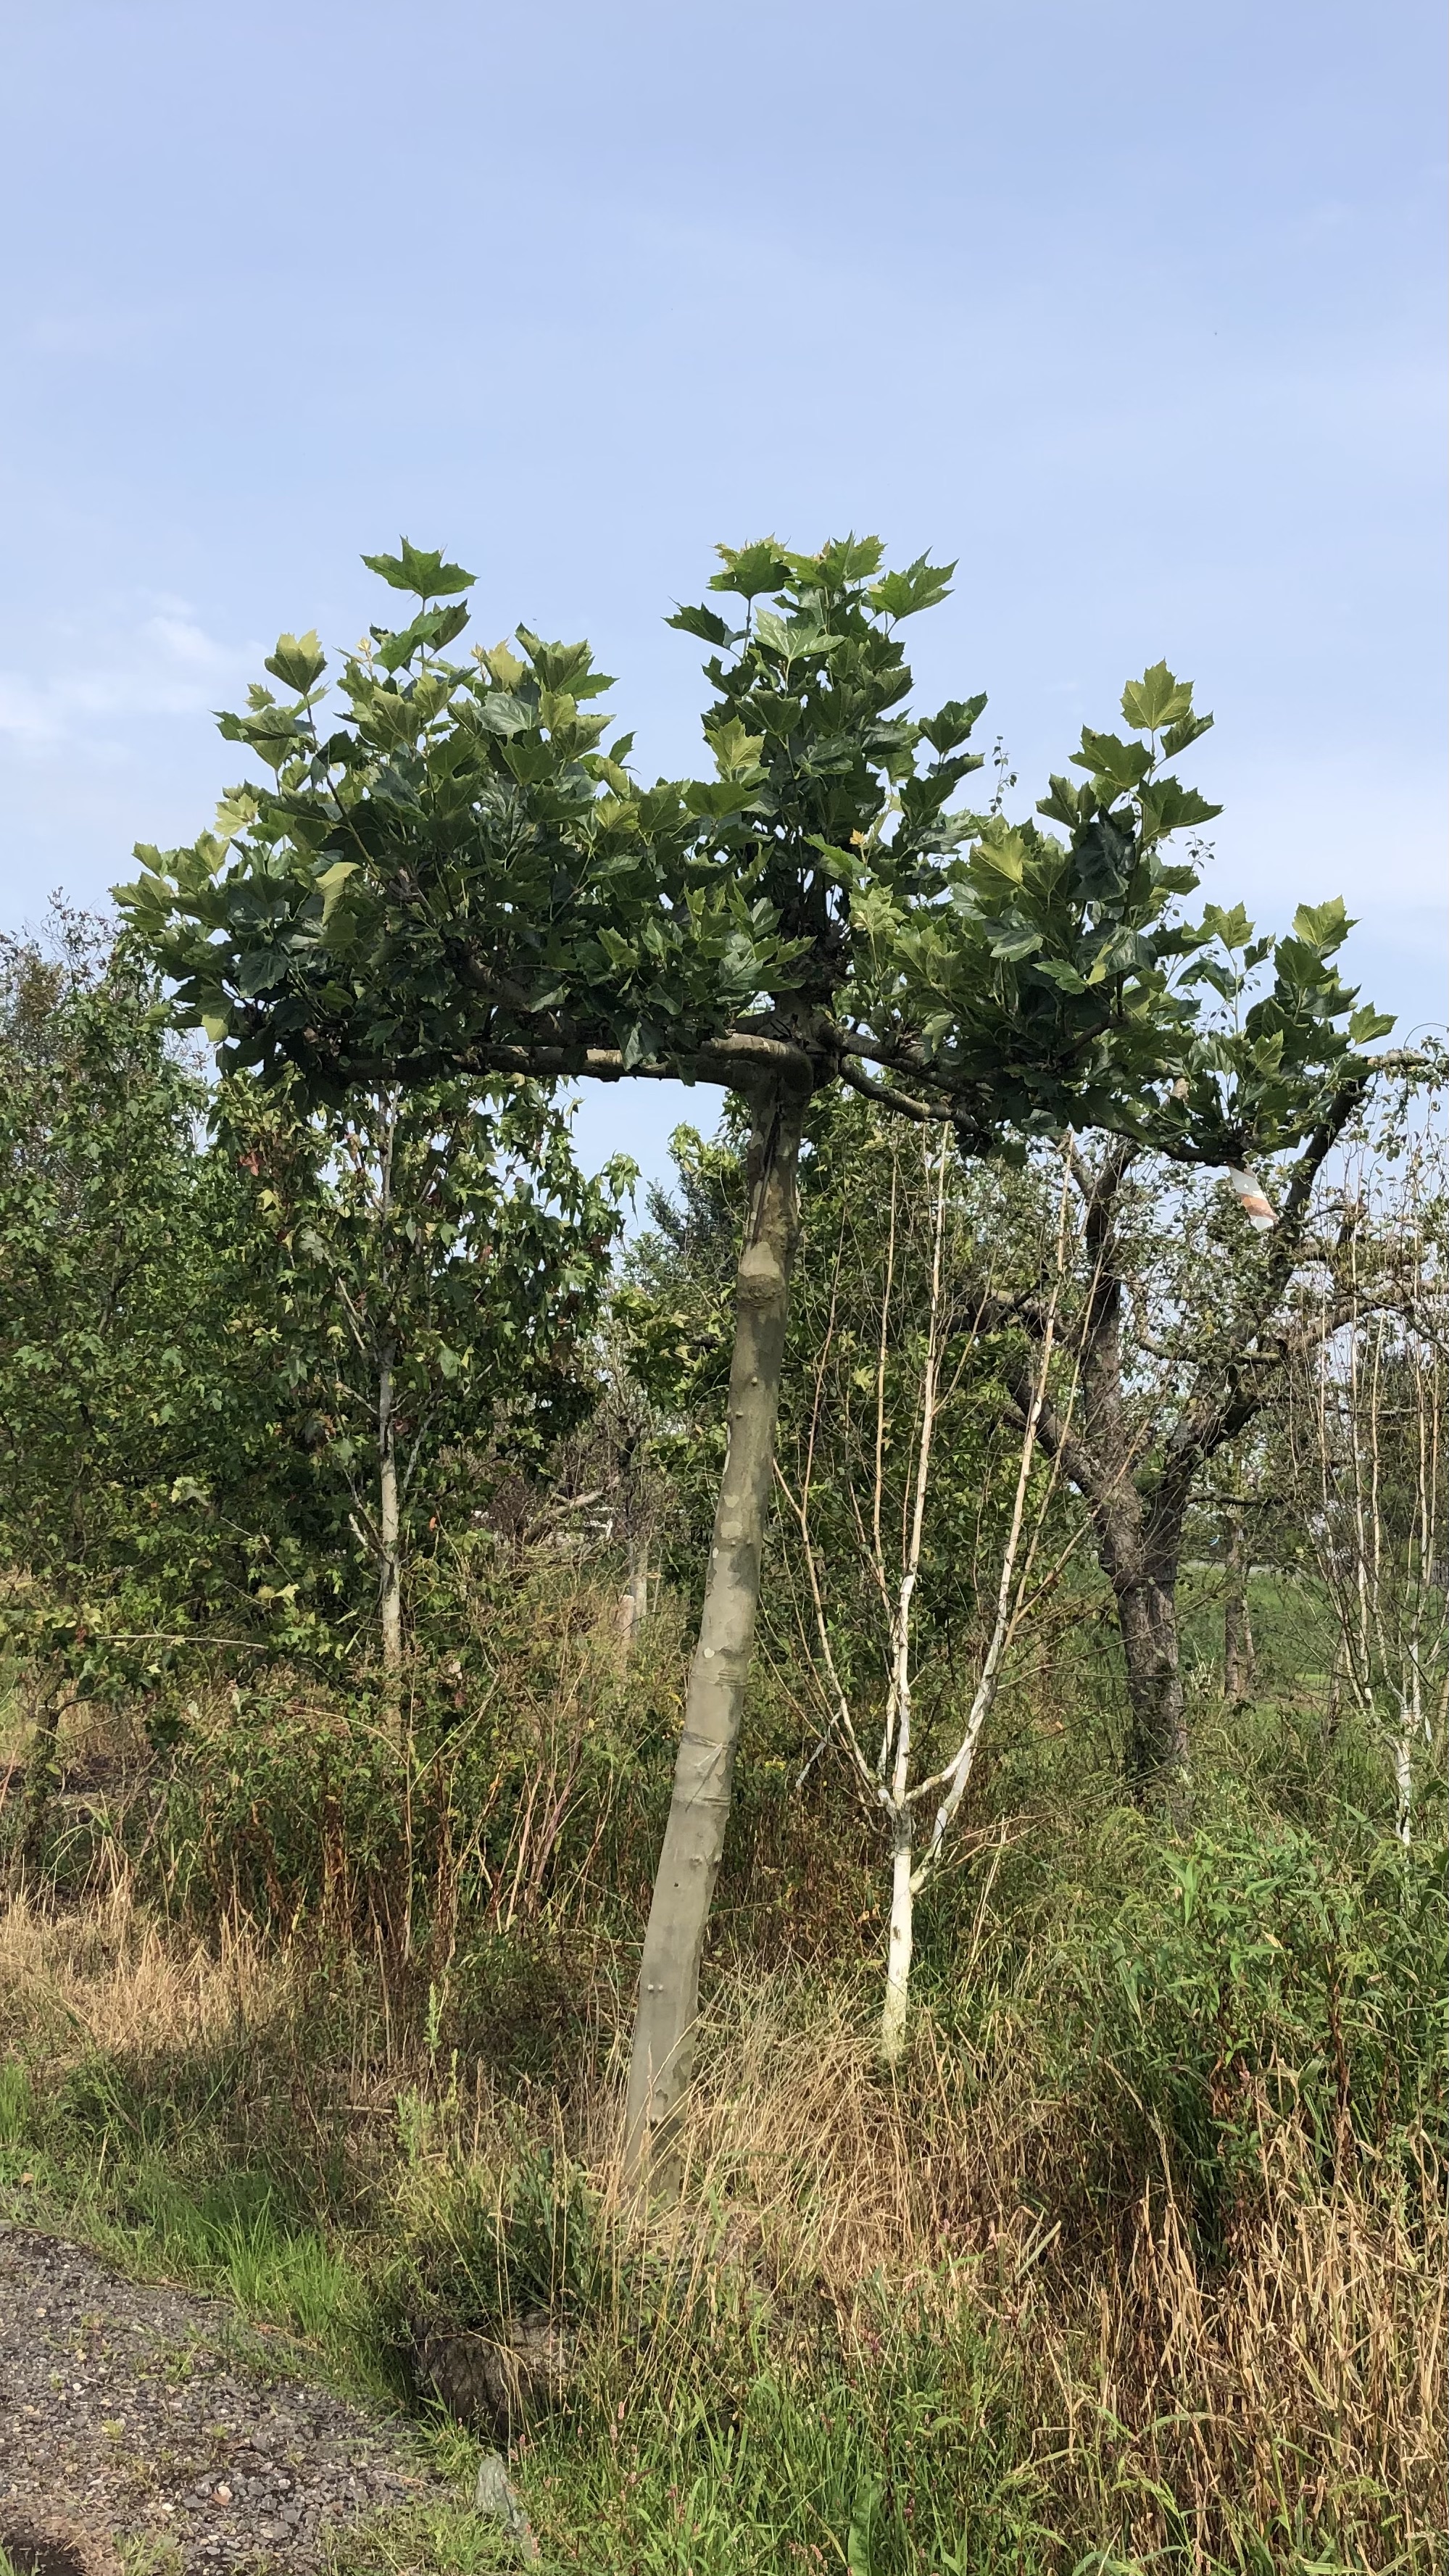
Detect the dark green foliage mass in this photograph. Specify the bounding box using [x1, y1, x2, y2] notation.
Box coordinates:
[0, 910, 321, 1687]
[115, 536, 1387, 1166]
[0, 913, 624, 1698]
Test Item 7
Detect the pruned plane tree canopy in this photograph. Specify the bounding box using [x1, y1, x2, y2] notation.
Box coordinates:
[117, 533, 1384, 1156]
[117, 532, 1396, 2175]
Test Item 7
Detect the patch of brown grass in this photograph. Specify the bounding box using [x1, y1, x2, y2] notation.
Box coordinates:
[1, 1892, 1441, 2562]
[580, 1971, 1447, 2558]
[0, 1876, 283, 2064]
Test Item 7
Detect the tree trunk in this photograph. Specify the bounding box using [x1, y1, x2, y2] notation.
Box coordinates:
[879, 1834, 913, 2067]
[378, 1343, 403, 1679]
[20, 1690, 68, 1879]
[1391, 1722, 1413, 1845]
[615, 1539, 649, 1661]
[1223, 1513, 1255, 1705]
[1117, 1567, 1189, 1812]
[623, 1079, 806, 2180]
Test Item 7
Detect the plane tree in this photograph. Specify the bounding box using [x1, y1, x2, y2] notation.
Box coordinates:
[117, 533, 1379, 2166]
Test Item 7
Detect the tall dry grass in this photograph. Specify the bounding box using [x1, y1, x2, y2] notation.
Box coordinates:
[1, 1872, 1442, 2565]
[0, 1873, 284, 2064]
[564, 1972, 1446, 2560]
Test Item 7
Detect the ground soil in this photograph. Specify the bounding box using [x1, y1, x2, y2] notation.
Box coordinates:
[0, 2225, 449, 2569]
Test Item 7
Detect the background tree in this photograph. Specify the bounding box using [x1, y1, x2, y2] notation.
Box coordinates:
[0, 912, 349, 1849]
[217, 1073, 628, 1690]
[934, 896, 1411, 1803]
[1274, 1125, 1448, 1838]
[0, 913, 320, 1674]
[772, 1122, 1076, 2059]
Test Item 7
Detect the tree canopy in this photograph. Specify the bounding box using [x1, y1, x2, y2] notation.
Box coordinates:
[116, 535, 1390, 1164]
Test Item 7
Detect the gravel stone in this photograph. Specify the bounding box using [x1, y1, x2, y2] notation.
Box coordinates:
[0, 2225, 447, 2569]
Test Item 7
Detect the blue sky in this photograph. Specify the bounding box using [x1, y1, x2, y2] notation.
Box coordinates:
[1, 0, 1443, 1195]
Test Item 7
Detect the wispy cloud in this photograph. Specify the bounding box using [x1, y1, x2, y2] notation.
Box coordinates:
[0, 597, 252, 751]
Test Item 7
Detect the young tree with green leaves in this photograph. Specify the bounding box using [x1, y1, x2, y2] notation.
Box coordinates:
[0, 913, 350, 1848]
[1275, 1122, 1448, 1840]
[117, 535, 1384, 2167]
[219, 1071, 628, 1687]
[0, 913, 295, 1662]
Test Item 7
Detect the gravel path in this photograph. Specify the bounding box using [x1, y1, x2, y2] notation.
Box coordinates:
[0, 2224, 449, 2568]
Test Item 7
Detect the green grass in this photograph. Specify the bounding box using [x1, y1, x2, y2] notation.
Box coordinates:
[4, 2087, 1436, 2576]
[0, 1721, 1442, 2576]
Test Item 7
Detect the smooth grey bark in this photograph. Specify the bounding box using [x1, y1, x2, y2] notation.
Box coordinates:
[1223, 1511, 1255, 1705]
[378, 1339, 403, 1677]
[615, 1538, 650, 1661]
[879, 1832, 914, 2067]
[623, 1076, 807, 2178]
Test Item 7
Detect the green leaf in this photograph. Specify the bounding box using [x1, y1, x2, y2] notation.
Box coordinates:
[212, 789, 259, 845]
[684, 777, 765, 820]
[811, 836, 866, 886]
[428, 601, 470, 654]
[847, 2474, 881, 2576]
[514, 629, 615, 700]
[1072, 729, 1152, 795]
[476, 638, 526, 689]
[989, 922, 1044, 961]
[315, 861, 358, 926]
[374, 606, 462, 673]
[1162, 709, 1213, 757]
[709, 539, 789, 599]
[704, 716, 767, 781]
[219, 705, 308, 771]
[1291, 897, 1350, 954]
[918, 694, 988, 755]
[361, 538, 476, 599]
[1037, 774, 1081, 827]
[1138, 778, 1222, 839]
[815, 533, 885, 583]
[501, 738, 560, 787]
[264, 631, 327, 694]
[668, 602, 735, 647]
[1073, 815, 1134, 900]
[868, 552, 955, 620]
[1121, 660, 1194, 733]
[972, 823, 1026, 884]
[234, 949, 288, 998]
[751, 608, 794, 656]
[1348, 1003, 1396, 1043]
[1201, 902, 1253, 949]
[472, 689, 533, 740]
